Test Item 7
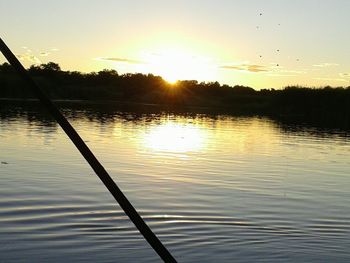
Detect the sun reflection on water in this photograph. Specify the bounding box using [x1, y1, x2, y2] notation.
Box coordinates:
[142, 121, 207, 154]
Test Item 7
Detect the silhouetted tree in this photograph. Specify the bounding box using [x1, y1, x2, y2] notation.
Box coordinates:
[41, 62, 61, 72]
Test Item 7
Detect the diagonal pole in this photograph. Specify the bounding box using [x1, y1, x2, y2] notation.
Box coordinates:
[0, 37, 177, 263]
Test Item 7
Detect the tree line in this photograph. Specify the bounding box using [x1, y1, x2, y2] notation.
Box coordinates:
[0, 62, 349, 127]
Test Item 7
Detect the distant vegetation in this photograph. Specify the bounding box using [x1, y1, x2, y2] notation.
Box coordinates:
[1, 62, 350, 128]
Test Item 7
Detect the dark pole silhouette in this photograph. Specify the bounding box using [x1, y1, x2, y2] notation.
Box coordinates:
[0, 37, 177, 263]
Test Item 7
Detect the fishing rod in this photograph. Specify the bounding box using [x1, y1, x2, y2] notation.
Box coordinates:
[0, 37, 177, 263]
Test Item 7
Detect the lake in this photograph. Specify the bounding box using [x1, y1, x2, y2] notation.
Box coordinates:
[0, 104, 350, 262]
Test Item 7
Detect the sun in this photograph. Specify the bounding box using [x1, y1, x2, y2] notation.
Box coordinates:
[140, 47, 216, 83]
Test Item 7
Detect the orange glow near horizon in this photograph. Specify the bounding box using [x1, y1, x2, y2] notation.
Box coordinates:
[139, 47, 217, 84]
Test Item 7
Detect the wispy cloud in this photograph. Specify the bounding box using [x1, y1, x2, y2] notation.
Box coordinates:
[38, 48, 59, 57]
[279, 69, 307, 74]
[220, 64, 268, 73]
[17, 54, 41, 64]
[313, 77, 348, 83]
[21, 46, 32, 52]
[220, 62, 309, 75]
[97, 57, 144, 64]
[16, 46, 58, 64]
[339, 73, 350, 78]
[39, 52, 50, 57]
[268, 73, 297, 77]
[313, 63, 339, 68]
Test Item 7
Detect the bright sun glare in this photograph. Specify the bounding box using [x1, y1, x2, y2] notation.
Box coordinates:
[143, 121, 207, 153]
[140, 48, 216, 84]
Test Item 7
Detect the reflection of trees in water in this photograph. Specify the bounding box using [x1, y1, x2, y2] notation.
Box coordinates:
[0, 103, 58, 134]
[272, 116, 350, 139]
[0, 101, 349, 138]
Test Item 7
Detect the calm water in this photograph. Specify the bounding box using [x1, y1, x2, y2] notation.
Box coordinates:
[0, 105, 350, 262]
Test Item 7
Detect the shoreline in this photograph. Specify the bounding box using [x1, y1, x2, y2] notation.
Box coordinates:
[1, 97, 349, 131]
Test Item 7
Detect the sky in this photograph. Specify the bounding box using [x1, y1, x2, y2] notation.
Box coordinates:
[1, 0, 350, 89]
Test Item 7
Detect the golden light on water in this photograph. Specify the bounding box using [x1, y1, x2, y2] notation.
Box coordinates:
[142, 121, 207, 153]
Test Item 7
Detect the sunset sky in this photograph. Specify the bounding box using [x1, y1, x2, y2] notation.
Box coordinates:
[1, 0, 349, 89]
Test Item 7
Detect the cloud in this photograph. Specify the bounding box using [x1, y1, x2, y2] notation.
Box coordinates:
[39, 48, 59, 57]
[313, 63, 339, 68]
[17, 46, 56, 64]
[39, 52, 50, 57]
[279, 69, 307, 74]
[17, 54, 41, 64]
[268, 73, 297, 77]
[220, 64, 268, 73]
[339, 73, 350, 78]
[97, 57, 144, 64]
[313, 77, 348, 83]
[21, 46, 32, 52]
